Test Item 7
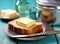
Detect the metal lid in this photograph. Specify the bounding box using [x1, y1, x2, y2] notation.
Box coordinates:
[36, 0, 60, 6]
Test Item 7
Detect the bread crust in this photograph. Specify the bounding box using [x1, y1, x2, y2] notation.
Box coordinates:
[8, 19, 43, 35]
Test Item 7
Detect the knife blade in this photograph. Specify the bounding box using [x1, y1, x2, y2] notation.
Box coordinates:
[11, 30, 60, 38]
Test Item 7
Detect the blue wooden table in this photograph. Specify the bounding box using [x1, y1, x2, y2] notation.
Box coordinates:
[0, 0, 60, 44]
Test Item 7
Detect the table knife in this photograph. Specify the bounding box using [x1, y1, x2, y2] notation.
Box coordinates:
[11, 30, 60, 38]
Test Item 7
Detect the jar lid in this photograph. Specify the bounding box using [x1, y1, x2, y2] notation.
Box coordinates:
[36, 0, 60, 6]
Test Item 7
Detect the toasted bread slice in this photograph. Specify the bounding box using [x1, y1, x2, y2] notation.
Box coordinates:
[8, 19, 43, 35]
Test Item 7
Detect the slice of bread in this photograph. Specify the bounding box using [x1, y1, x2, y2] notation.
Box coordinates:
[8, 18, 43, 35]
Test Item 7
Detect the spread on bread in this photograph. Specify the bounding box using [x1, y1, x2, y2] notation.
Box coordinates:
[16, 18, 35, 28]
[8, 18, 43, 35]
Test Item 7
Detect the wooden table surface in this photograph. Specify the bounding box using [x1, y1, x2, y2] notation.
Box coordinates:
[0, 0, 60, 44]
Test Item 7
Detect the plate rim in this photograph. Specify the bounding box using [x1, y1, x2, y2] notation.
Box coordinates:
[4, 26, 46, 40]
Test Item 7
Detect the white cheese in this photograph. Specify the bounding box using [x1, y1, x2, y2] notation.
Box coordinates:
[1, 9, 19, 19]
[16, 18, 35, 28]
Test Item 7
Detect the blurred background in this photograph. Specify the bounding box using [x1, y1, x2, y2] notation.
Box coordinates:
[0, 0, 35, 10]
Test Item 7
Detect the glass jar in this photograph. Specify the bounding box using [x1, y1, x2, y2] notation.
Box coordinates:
[36, 0, 60, 25]
[41, 6, 56, 24]
[15, 0, 30, 18]
[36, 5, 56, 23]
[36, 0, 58, 24]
